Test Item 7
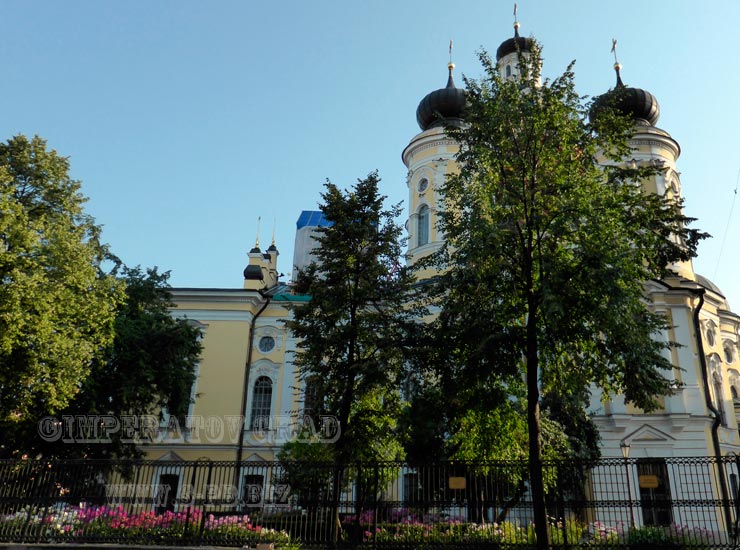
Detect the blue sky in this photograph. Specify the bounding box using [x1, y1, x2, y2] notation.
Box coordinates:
[3, 1, 740, 308]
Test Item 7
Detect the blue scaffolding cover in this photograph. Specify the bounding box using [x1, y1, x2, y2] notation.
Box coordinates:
[296, 210, 333, 229]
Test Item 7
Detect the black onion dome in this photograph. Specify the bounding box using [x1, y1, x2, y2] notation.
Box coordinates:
[496, 24, 532, 61]
[243, 264, 263, 280]
[416, 65, 466, 131]
[591, 65, 660, 126]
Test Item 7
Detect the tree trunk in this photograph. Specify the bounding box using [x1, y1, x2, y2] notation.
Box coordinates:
[330, 462, 344, 544]
[331, 367, 355, 544]
[526, 297, 549, 549]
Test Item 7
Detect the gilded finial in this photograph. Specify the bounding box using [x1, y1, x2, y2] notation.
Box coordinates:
[254, 216, 261, 248]
[611, 38, 624, 87]
[611, 38, 619, 65]
[445, 39, 457, 88]
[271, 217, 276, 246]
[513, 3, 520, 32]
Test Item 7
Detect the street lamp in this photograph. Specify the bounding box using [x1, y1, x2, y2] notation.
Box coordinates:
[620, 441, 636, 528]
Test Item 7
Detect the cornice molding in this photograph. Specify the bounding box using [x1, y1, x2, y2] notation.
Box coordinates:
[172, 309, 255, 322]
[630, 135, 681, 159]
[172, 289, 266, 306]
[403, 131, 458, 166]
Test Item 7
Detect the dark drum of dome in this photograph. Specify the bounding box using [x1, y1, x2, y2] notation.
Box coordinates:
[496, 36, 531, 61]
[591, 86, 660, 126]
[416, 86, 466, 131]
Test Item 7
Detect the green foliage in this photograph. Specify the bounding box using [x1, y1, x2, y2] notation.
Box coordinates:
[277, 430, 334, 510]
[448, 407, 525, 461]
[0, 135, 124, 424]
[99, 265, 202, 422]
[427, 44, 704, 415]
[287, 172, 420, 464]
[34, 265, 202, 459]
[0, 264, 201, 459]
[397, 385, 449, 464]
[542, 388, 600, 462]
[627, 525, 672, 545]
[413, 43, 706, 545]
[356, 514, 594, 546]
[0, 158, 202, 458]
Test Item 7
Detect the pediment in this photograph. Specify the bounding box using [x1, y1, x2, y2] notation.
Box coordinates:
[244, 452, 271, 462]
[157, 450, 184, 461]
[624, 424, 675, 444]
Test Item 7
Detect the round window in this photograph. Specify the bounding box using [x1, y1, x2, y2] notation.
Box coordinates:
[258, 336, 275, 353]
[417, 178, 429, 193]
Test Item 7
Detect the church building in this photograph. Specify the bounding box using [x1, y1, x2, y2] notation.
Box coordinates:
[151, 20, 740, 480]
[403, 20, 740, 464]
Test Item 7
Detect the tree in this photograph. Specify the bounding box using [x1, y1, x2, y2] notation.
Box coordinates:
[421, 44, 706, 546]
[288, 172, 419, 464]
[286, 172, 420, 540]
[0, 134, 201, 459]
[400, 356, 580, 523]
[0, 266, 202, 459]
[0, 135, 123, 427]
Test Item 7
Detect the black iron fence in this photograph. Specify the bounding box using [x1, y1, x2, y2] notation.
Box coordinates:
[1, 456, 740, 548]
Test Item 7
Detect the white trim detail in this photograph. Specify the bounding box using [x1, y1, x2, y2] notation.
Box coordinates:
[172, 310, 255, 322]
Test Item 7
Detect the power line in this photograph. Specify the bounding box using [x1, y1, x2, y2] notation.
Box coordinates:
[713, 167, 740, 279]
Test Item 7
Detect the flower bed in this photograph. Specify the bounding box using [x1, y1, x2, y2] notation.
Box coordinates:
[340, 508, 716, 547]
[0, 503, 297, 547]
[1, 503, 718, 548]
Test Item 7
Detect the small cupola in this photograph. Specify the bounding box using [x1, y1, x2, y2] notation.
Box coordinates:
[415, 48, 466, 131]
[496, 21, 533, 61]
[590, 44, 660, 127]
[244, 219, 276, 290]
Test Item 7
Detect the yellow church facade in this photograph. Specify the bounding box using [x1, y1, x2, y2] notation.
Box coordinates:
[145, 244, 309, 464]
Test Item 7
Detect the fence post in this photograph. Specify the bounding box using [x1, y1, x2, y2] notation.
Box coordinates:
[557, 462, 568, 548]
[34, 462, 54, 544]
[129, 459, 141, 515]
[198, 459, 213, 543]
[21, 462, 39, 543]
[183, 460, 198, 541]
[373, 462, 379, 549]
[731, 453, 740, 544]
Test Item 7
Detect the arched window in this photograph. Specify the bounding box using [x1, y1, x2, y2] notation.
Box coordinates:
[713, 372, 727, 426]
[709, 355, 726, 426]
[250, 376, 272, 431]
[505, 64, 512, 78]
[417, 205, 429, 247]
[725, 342, 735, 364]
[706, 322, 717, 347]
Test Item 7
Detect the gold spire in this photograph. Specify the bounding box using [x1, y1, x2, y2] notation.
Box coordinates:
[254, 216, 261, 249]
[513, 3, 520, 32]
[271, 217, 276, 247]
[448, 39, 455, 73]
[611, 38, 624, 86]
